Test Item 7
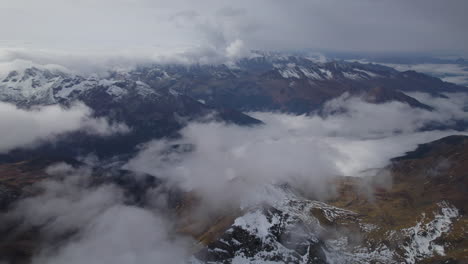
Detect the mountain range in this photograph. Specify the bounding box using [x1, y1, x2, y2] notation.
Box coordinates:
[1, 53, 467, 161]
[0, 53, 467, 263]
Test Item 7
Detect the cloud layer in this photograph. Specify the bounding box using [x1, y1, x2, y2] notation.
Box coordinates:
[2, 163, 191, 264]
[0, 102, 129, 153]
[0, 0, 467, 65]
[381, 63, 468, 87]
[125, 93, 468, 209]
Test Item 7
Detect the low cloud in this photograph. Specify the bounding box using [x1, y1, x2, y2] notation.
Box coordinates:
[0, 49, 166, 77]
[125, 93, 468, 210]
[381, 63, 468, 86]
[0, 45, 252, 77]
[1, 92, 467, 263]
[0, 102, 129, 153]
[2, 163, 191, 264]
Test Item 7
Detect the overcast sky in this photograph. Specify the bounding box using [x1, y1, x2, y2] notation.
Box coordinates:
[0, 0, 467, 57]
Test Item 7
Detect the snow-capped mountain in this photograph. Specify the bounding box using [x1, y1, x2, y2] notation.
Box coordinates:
[3, 53, 465, 113]
[1, 54, 467, 161]
[0, 51, 467, 263]
[0, 66, 180, 106]
[126, 54, 465, 113]
[192, 189, 460, 264]
[0, 64, 261, 161]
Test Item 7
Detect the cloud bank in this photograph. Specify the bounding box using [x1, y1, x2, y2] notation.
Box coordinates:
[125, 93, 468, 209]
[0, 102, 129, 153]
[2, 163, 191, 264]
[380, 63, 468, 87]
[0, 0, 467, 70]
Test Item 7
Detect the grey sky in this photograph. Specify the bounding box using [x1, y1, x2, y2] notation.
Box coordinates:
[0, 0, 467, 56]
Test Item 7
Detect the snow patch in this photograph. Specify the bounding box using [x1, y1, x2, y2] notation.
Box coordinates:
[343, 72, 362, 80]
[299, 67, 322, 80]
[106, 85, 127, 97]
[319, 69, 333, 79]
[278, 68, 301, 79]
[232, 209, 278, 241]
[402, 201, 459, 264]
[354, 68, 380, 78]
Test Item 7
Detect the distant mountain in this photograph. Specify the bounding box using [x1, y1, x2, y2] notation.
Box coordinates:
[128, 53, 467, 114]
[0, 66, 260, 125]
[0, 66, 261, 161]
[0, 53, 467, 161]
[3, 53, 465, 114]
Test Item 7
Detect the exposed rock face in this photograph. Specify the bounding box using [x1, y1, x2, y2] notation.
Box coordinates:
[193, 201, 330, 264]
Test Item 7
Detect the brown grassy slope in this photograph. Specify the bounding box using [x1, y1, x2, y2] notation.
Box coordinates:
[328, 135, 468, 262]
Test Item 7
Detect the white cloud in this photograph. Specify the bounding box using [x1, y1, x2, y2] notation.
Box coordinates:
[3, 163, 191, 264]
[381, 63, 468, 86]
[0, 0, 467, 60]
[125, 93, 468, 210]
[0, 45, 250, 76]
[0, 102, 129, 153]
[34, 205, 190, 264]
[0, 56, 72, 79]
[225, 39, 248, 59]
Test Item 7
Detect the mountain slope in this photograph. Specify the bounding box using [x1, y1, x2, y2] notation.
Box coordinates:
[0, 66, 261, 161]
[128, 54, 467, 114]
[0, 134, 466, 263]
[3, 54, 466, 117]
[189, 135, 468, 263]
